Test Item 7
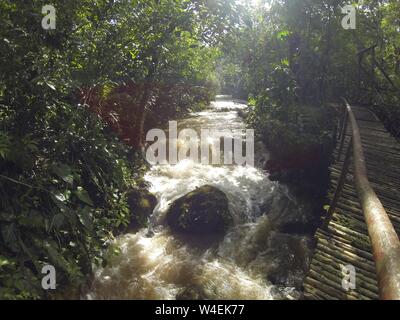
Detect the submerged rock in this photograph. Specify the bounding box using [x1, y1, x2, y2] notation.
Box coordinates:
[126, 188, 157, 231]
[264, 232, 313, 289]
[262, 191, 318, 235]
[166, 185, 232, 235]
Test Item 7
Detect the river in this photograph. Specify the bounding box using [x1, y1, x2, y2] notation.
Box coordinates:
[87, 96, 314, 300]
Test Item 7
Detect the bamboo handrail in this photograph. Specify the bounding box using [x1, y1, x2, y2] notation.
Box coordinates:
[324, 98, 400, 300]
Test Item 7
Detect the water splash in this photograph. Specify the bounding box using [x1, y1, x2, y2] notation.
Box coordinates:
[88, 227, 276, 300]
[146, 159, 276, 224]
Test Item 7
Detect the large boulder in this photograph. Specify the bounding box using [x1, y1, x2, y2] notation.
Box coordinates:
[166, 185, 232, 235]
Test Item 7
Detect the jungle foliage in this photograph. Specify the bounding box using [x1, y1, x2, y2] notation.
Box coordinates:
[0, 0, 236, 299]
[218, 0, 400, 181]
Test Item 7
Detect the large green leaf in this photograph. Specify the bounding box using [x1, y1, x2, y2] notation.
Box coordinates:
[74, 187, 94, 206]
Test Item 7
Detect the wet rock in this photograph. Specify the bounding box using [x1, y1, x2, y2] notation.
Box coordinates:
[166, 185, 232, 235]
[126, 188, 157, 231]
[264, 192, 318, 235]
[264, 232, 313, 289]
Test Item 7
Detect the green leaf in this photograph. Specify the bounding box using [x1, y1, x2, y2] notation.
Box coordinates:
[74, 187, 94, 206]
[42, 240, 72, 274]
[277, 30, 290, 40]
[77, 206, 93, 230]
[280, 58, 289, 67]
[53, 192, 67, 202]
[0, 256, 11, 268]
[51, 213, 65, 229]
[52, 164, 74, 185]
[45, 82, 56, 90]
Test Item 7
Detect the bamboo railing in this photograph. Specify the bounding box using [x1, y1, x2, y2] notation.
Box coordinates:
[323, 98, 400, 300]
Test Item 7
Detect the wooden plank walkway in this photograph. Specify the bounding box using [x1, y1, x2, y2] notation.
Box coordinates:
[303, 105, 400, 300]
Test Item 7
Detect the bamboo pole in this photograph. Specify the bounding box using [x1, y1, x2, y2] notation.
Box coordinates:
[343, 98, 400, 300]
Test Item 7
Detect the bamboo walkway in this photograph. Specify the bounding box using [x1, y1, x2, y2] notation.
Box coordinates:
[303, 104, 400, 300]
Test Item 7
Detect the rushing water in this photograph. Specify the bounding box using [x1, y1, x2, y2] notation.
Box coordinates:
[87, 97, 314, 300]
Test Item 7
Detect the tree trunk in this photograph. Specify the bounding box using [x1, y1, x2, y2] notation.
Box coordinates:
[132, 85, 159, 150]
